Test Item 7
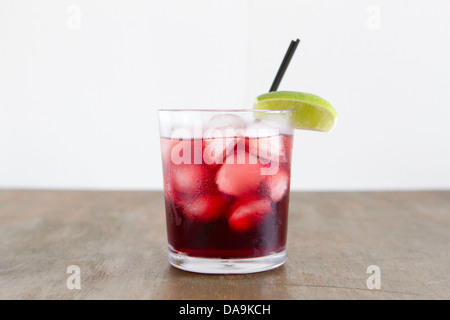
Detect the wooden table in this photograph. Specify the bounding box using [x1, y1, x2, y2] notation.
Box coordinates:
[0, 190, 449, 300]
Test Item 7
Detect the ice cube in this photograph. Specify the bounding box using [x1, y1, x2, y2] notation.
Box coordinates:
[170, 127, 193, 140]
[226, 198, 273, 232]
[163, 175, 177, 203]
[208, 114, 247, 130]
[248, 135, 287, 164]
[169, 163, 213, 195]
[202, 137, 240, 166]
[203, 114, 247, 138]
[161, 139, 183, 202]
[244, 121, 278, 138]
[170, 119, 204, 140]
[215, 152, 262, 196]
[265, 169, 289, 202]
[160, 138, 175, 162]
[181, 194, 228, 223]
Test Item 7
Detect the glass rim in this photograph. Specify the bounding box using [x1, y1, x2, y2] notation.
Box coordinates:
[157, 108, 294, 113]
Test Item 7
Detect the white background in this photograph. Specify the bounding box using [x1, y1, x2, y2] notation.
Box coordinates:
[1, 0, 449, 191]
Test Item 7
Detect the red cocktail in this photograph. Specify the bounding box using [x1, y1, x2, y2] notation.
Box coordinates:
[159, 110, 294, 273]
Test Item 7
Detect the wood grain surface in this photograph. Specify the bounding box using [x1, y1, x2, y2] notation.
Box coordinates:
[0, 190, 449, 300]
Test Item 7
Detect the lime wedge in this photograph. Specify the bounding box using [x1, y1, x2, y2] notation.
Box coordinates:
[254, 91, 338, 132]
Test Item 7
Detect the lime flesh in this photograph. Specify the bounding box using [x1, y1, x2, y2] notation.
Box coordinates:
[254, 91, 338, 132]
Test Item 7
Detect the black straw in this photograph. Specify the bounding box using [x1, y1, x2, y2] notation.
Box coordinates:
[269, 38, 300, 92]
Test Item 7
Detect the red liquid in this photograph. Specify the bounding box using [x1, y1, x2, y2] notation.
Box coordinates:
[161, 135, 293, 259]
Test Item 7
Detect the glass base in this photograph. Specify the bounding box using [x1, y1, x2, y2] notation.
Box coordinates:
[168, 248, 286, 274]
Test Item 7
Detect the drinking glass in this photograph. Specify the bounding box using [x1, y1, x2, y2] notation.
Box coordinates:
[158, 109, 294, 274]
